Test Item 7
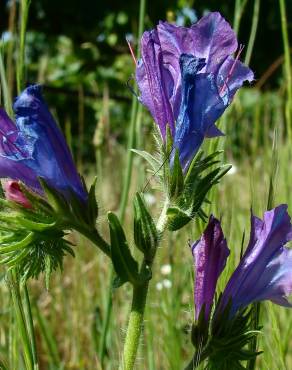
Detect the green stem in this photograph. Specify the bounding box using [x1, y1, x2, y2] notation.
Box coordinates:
[119, 98, 139, 222]
[184, 350, 208, 370]
[100, 2, 147, 365]
[244, 0, 260, 66]
[73, 224, 111, 258]
[121, 202, 168, 370]
[98, 268, 114, 366]
[9, 271, 34, 370]
[17, 0, 30, 94]
[72, 224, 112, 364]
[279, 0, 292, 143]
[119, 0, 146, 222]
[121, 275, 149, 370]
[23, 285, 39, 370]
[33, 303, 60, 366]
[233, 0, 249, 35]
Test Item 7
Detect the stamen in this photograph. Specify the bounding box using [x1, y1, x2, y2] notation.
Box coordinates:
[126, 38, 137, 66]
[220, 44, 245, 95]
[126, 76, 139, 98]
[0, 128, 27, 158]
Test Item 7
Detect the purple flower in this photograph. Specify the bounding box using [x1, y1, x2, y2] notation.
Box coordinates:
[221, 205, 292, 315]
[192, 215, 230, 320]
[0, 85, 87, 202]
[136, 12, 254, 169]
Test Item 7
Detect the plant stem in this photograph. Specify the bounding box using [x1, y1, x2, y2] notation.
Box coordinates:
[33, 303, 61, 366]
[73, 224, 111, 258]
[233, 0, 249, 35]
[17, 0, 30, 94]
[9, 271, 34, 370]
[121, 276, 149, 370]
[120, 201, 168, 370]
[99, 2, 147, 365]
[244, 0, 260, 66]
[23, 285, 39, 370]
[279, 0, 292, 143]
[98, 268, 114, 366]
[119, 0, 146, 222]
[184, 350, 208, 370]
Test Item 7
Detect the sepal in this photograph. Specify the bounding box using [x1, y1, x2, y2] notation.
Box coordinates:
[191, 304, 209, 349]
[133, 193, 159, 262]
[169, 149, 184, 199]
[167, 151, 231, 231]
[131, 150, 161, 174]
[39, 177, 98, 229]
[0, 177, 101, 284]
[207, 299, 262, 368]
[108, 211, 140, 286]
[0, 189, 74, 285]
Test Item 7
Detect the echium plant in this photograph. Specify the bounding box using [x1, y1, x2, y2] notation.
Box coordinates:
[0, 11, 259, 370]
[134, 12, 253, 231]
[187, 205, 292, 369]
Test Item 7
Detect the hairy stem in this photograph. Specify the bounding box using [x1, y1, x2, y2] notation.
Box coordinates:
[121, 271, 149, 370]
[120, 200, 168, 370]
[73, 224, 111, 258]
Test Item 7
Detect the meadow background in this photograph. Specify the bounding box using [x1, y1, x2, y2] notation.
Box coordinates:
[0, 0, 292, 369]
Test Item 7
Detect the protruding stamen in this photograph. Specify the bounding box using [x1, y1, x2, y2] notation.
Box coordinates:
[220, 44, 245, 95]
[126, 76, 139, 98]
[0, 128, 26, 158]
[126, 38, 137, 66]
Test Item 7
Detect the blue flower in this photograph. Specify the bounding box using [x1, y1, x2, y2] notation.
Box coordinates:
[136, 12, 254, 169]
[0, 85, 87, 202]
[220, 205, 292, 316]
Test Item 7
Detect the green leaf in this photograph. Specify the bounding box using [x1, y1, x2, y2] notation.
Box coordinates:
[131, 149, 161, 173]
[169, 149, 184, 199]
[108, 212, 140, 286]
[166, 207, 192, 231]
[133, 193, 158, 261]
[87, 177, 99, 226]
[165, 125, 173, 157]
[39, 178, 68, 214]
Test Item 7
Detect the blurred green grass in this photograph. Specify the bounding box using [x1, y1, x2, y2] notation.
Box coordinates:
[0, 0, 292, 369]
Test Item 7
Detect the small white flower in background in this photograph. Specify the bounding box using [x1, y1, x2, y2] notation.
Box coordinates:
[156, 282, 163, 291]
[227, 164, 237, 175]
[162, 279, 172, 289]
[144, 192, 156, 206]
[160, 264, 172, 275]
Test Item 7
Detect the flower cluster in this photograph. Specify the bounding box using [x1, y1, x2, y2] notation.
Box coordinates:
[190, 205, 292, 366]
[0, 85, 100, 281]
[136, 12, 254, 170]
[192, 205, 292, 321]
